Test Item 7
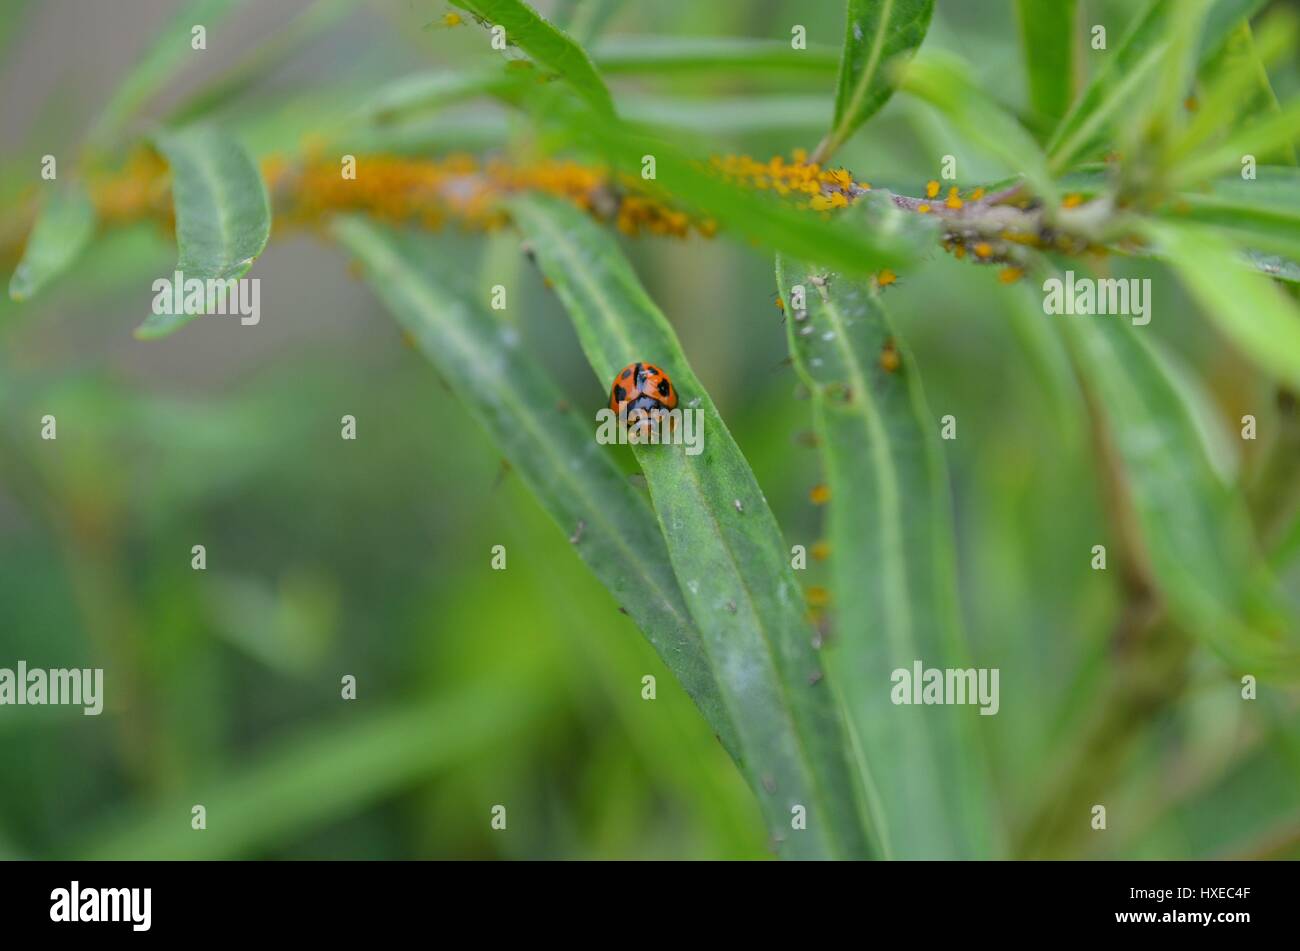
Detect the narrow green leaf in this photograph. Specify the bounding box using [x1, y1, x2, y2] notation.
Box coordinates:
[1162, 168, 1300, 264]
[1047, 0, 1268, 172]
[1173, 16, 1298, 166]
[87, 0, 249, 146]
[167, 0, 367, 125]
[512, 194, 874, 859]
[81, 684, 532, 859]
[1145, 219, 1300, 390]
[775, 218, 997, 858]
[7, 181, 95, 302]
[1170, 96, 1300, 189]
[331, 216, 740, 760]
[1015, 0, 1077, 131]
[450, 0, 614, 115]
[592, 35, 840, 75]
[816, 0, 934, 162]
[136, 126, 271, 340]
[356, 38, 841, 125]
[546, 103, 911, 278]
[1058, 305, 1300, 677]
[900, 52, 1058, 205]
[619, 94, 831, 134]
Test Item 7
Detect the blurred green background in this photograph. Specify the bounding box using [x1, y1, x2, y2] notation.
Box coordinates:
[1, 0, 1298, 859]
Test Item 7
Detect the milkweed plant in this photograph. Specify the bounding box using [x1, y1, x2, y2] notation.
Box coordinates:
[2, 0, 1299, 860]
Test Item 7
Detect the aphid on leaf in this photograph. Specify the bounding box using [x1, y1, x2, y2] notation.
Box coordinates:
[880, 338, 901, 374]
[423, 12, 464, 30]
[809, 483, 831, 505]
[874, 269, 898, 291]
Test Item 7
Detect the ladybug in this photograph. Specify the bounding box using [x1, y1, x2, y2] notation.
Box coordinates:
[609, 362, 678, 435]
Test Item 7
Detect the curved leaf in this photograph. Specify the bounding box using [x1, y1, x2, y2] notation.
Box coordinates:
[80, 684, 533, 859]
[900, 52, 1058, 205]
[1058, 295, 1300, 677]
[1146, 219, 1300, 390]
[815, 0, 933, 162]
[331, 216, 739, 760]
[775, 218, 997, 858]
[87, 0, 250, 147]
[512, 194, 874, 859]
[547, 103, 910, 279]
[136, 126, 271, 339]
[450, 0, 614, 115]
[592, 35, 839, 75]
[1047, 0, 1269, 172]
[7, 181, 95, 302]
[1014, 0, 1077, 132]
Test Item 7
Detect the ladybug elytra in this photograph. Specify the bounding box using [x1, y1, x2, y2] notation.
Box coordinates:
[609, 362, 678, 435]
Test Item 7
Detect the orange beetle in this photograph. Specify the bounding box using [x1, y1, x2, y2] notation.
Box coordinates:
[609, 362, 678, 434]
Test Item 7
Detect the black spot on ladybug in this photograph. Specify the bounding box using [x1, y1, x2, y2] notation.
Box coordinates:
[621, 368, 632, 380]
[657, 379, 670, 397]
[646, 366, 659, 375]
[614, 385, 627, 402]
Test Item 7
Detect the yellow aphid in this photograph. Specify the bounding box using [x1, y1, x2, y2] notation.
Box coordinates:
[442, 12, 463, 27]
[810, 194, 835, 211]
[810, 540, 831, 561]
[829, 168, 854, 189]
[1062, 193, 1085, 208]
[953, 245, 966, 259]
[969, 187, 985, 201]
[810, 484, 831, 505]
[925, 180, 940, 199]
[998, 266, 1023, 284]
[973, 242, 993, 259]
[876, 268, 898, 289]
[945, 186, 963, 210]
[879, 340, 901, 374]
[829, 191, 849, 208]
[1184, 95, 1198, 112]
[774, 295, 785, 313]
[805, 585, 830, 608]
[917, 203, 931, 213]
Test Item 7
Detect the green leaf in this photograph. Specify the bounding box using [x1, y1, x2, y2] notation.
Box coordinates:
[1059, 307, 1300, 677]
[1170, 96, 1300, 189]
[1162, 168, 1300, 265]
[136, 126, 271, 340]
[1047, 0, 1269, 173]
[592, 35, 840, 76]
[1145, 219, 1300, 390]
[331, 216, 740, 761]
[1015, 0, 1077, 131]
[450, 0, 614, 115]
[546, 103, 911, 279]
[619, 94, 831, 135]
[7, 181, 95, 302]
[511, 194, 874, 859]
[87, 0, 250, 146]
[899, 52, 1058, 205]
[167, 0, 367, 125]
[815, 0, 934, 162]
[355, 38, 841, 126]
[775, 213, 997, 858]
[80, 684, 533, 858]
[1173, 16, 1298, 167]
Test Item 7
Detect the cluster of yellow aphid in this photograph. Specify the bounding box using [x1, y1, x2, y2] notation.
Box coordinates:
[708, 149, 869, 211]
[66, 146, 1099, 293]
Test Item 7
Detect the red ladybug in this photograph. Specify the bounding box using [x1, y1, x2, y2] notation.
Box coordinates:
[609, 362, 678, 433]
